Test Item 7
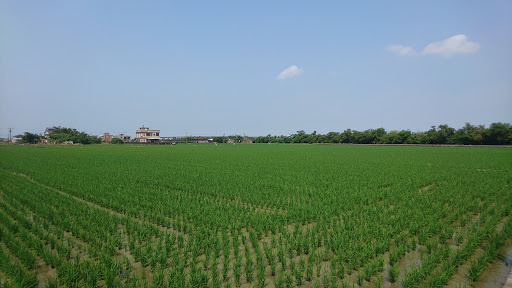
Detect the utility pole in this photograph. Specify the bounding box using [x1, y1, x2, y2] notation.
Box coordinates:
[8, 128, 12, 145]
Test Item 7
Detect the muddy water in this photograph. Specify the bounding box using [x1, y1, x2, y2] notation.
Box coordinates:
[380, 247, 421, 288]
[474, 237, 512, 288]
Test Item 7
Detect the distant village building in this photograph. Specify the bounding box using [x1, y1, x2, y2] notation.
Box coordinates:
[102, 133, 113, 142]
[116, 134, 131, 141]
[12, 134, 23, 144]
[193, 137, 210, 144]
[160, 136, 177, 141]
[135, 126, 160, 143]
[44, 127, 56, 138]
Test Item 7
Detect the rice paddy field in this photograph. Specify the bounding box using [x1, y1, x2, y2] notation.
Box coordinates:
[0, 144, 511, 288]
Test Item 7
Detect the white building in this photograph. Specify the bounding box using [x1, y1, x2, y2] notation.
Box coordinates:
[44, 127, 56, 137]
[135, 126, 160, 143]
[12, 134, 23, 144]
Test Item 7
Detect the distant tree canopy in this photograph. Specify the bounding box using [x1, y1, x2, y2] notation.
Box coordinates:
[21, 132, 41, 144]
[111, 138, 124, 144]
[48, 127, 101, 144]
[212, 136, 227, 143]
[253, 123, 512, 145]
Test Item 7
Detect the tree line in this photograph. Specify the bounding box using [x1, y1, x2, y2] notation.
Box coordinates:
[21, 127, 102, 144]
[253, 123, 512, 145]
[17, 122, 511, 145]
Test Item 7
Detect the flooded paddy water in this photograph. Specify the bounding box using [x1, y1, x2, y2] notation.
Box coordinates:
[474, 238, 512, 288]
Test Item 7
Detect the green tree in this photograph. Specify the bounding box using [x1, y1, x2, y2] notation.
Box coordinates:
[485, 122, 512, 145]
[437, 124, 456, 144]
[48, 126, 99, 144]
[21, 132, 41, 144]
[326, 132, 340, 143]
[111, 138, 124, 144]
[212, 137, 227, 143]
[382, 130, 399, 144]
[340, 129, 352, 143]
[251, 122, 510, 145]
[397, 130, 412, 144]
[373, 128, 387, 143]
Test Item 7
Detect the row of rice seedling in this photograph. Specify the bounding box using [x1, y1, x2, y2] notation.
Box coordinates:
[468, 214, 512, 282]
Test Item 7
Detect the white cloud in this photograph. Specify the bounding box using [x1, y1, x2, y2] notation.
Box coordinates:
[422, 34, 480, 56]
[387, 34, 480, 58]
[387, 45, 417, 56]
[277, 65, 303, 80]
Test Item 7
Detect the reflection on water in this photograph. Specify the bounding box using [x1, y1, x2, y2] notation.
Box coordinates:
[475, 238, 512, 288]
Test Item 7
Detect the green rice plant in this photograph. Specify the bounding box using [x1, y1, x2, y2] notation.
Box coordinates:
[402, 268, 417, 288]
[245, 254, 253, 283]
[330, 268, 338, 288]
[153, 264, 165, 288]
[278, 246, 286, 271]
[233, 255, 241, 287]
[168, 265, 186, 288]
[306, 261, 313, 281]
[0, 226, 36, 270]
[199, 267, 210, 288]
[468, 216, 512, 282]
[256, 263, 266, 288]
[285, 271, 293, 288]
[357, 270, 364, 286]
[363, 263, 372, 281]
[269, 257, 277, 276]
[322, 270, 330, 288]
[222, 256, 229, 281]
[375, 255, 384, 272]
[388, 264, 398, 283]
[0, 245, 38, 288]
[299, 256, 306, 273]
[293, 261, 303, 286]
[468, 258, 486, 283]
[189, 265, 208, 288]
[45, 278, 58, 288]
[376, 274, 383, 288]
[211, 256, 220, 288]
[273, 270, 284, 288]
[289, 257, 295, 273]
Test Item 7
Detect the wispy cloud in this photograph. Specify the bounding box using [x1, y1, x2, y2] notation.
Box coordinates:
[387, 34, 480, 57]
[422, 34, 480, 56]
[387, 45, 416, 56]
[277, 65, 303, 80]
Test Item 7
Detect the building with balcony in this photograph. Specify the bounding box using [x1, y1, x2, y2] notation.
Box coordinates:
[102, 133, 113, 142]
[135, 126, 160, 143]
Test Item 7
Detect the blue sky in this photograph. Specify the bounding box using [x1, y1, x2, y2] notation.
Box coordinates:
[1, 1, 511, 137]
